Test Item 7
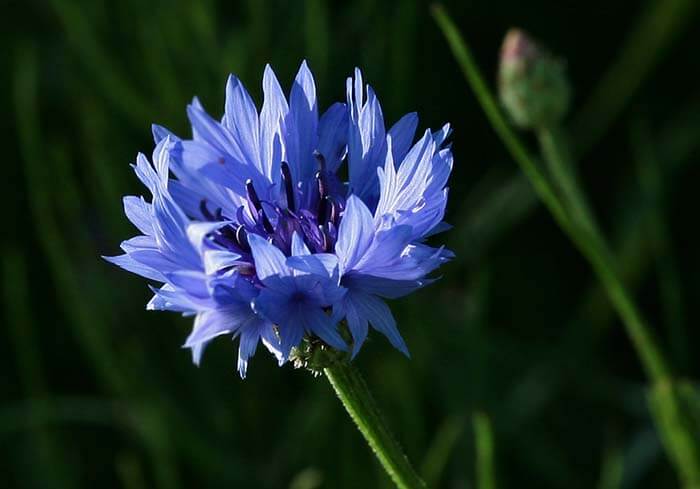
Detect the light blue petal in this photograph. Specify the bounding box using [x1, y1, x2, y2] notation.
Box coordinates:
[248, 233, 290, 279]
[304, 309, 347, 351]
[165, 270, 209, 299]
[259, 64, 288, 184]
[287, 253, 338, 278]
[120, 235, 157, 253]
[103, 253, 164, 282]
[387, 112, 418, 162]
[341, 298, 368, 358]
[335, 194, 375, 273]
[186, 220, 232, 253]
[123, 196, 154, 236]
[291, 231, 311, 256]
[185, 310, 236, 365]
[236, 318, 275, 378]
[317, 102, 349, 171]
[288, 60, 319, 183]
[223, 74, 261, 172]
[353, 292, 409, 356]
[342, 274, 424, 299]
[187, 102, 244, 163]
[353, 224, 412, 274]
[203, 249, 242, 275]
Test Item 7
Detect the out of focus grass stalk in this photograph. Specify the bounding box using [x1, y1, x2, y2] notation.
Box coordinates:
[473, 412, 497, 489]
[13, 42, 181, 489]
[432, 5, 700, 487]
[2, 248, 75, 488]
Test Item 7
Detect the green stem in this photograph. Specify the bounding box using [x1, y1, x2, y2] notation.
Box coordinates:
[430, 5, 571, 233]
[537, 127, 599, 236]
[432, 6, 700, 485]
[432, 0, 671, 386]
[324, 362, 427, 489]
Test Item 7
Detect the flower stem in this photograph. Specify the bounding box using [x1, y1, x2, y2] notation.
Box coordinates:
[324, 362, 427, 489]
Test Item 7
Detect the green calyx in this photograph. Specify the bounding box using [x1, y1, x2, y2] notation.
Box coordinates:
[290, 322, 353, 375]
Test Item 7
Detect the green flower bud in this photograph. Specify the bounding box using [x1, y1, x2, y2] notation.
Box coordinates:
[498, 28, 571, 129]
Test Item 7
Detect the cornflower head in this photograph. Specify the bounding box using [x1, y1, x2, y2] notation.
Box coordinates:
[105, 61, 454, 377]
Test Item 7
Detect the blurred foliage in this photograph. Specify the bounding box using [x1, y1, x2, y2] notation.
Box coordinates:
[2, 0, 700, 487]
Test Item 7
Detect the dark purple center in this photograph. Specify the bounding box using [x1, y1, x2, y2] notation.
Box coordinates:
[200, 156, 347, 263]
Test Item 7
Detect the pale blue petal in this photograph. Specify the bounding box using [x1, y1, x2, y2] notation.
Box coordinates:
[223, 74, 261, 171]
[103, 253, 164, 282]
[387, 112, 418, 162]
[353, 292, 409, 356]
[248, 233, 290, 279]
[317, 102, 349, 171]
[335, 194, 375, 273]
[288, 60, 318, 183]
[203, 249, 242, 275]
[123, 196, 154, 236]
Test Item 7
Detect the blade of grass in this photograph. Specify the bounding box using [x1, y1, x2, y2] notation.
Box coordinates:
[48, 0, 155, 124]
[631, 119, 688, 371]
[2, 248, 76, 488]
[473, 412, 497, 489]
[13, 42, 128, 393]
[597, 442, 624, 489]
[420, 415, 466, 487]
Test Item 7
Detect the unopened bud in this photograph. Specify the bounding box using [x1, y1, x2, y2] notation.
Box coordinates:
[498, 29, 570, 129]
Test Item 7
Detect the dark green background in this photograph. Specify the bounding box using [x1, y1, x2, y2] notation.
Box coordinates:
[2, 1, 699, 487]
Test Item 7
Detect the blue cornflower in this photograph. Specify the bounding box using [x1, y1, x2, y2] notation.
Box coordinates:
[106, 61, 454, 377]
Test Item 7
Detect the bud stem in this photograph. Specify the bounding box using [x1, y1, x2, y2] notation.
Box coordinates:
[537, 126, 599, 236]
[432, 5, 700, 485]
[324, 362, 427, 489]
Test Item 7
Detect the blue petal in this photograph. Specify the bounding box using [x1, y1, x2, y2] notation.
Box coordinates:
[152, 124, 179, 144]
[387, 112, 418, 163]
[186, 220, 232, 253]
[347, 73, 387, 203]
[103, 253, 164, 282]
[335, 194, 375, 273]
[120, 235, 157, 253]
[432, 123, 452, 147]
[123, 196, 154, 235]
[148, 283, 205, 313]
[223, 74, 261, 173]
[287, 253, 338, 278]
[133, 153, 161, 195]
[185, 310, 236, 365]
[248, 233, 290, 279]
[291, 232, 311, 256]
[236, 316, 281, 377]
[187, 102, 244, 162]
[353, 224, 413, 274]
[303, 308, 347, 351]
[165, 270, 209, 299]
[127, 249, 179, 275]
[342, 274, 424, 299]
[317, 102, 349, 172]
[352, 292, 409, 356]
[259, 64, 288, 185]
[288, 60, 319, 183]
[203, 249, 242, 275]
